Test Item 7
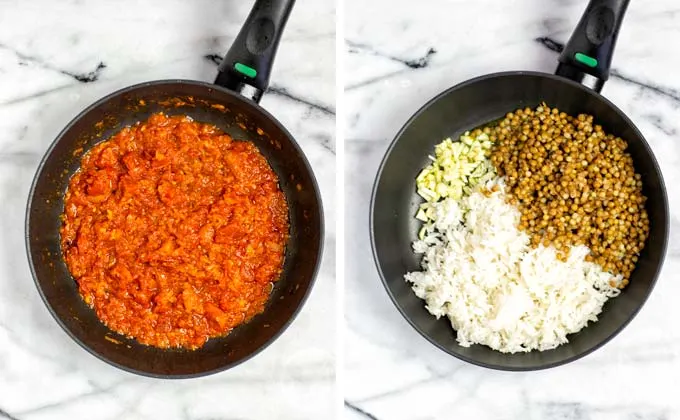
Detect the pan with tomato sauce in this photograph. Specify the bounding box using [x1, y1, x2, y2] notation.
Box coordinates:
[28, 0, 322, 377]
[61, 113, 289, 349]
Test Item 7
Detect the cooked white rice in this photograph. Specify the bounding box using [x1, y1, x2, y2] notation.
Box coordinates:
[405, 180, 622, 353]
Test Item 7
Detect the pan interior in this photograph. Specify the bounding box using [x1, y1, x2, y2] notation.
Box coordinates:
[27, 81, 322, 377]
[372, 72, 667, 370]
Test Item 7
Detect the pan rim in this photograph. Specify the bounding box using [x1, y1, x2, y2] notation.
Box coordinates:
[25, 79, 325, 379]
[369, 70, 669, 371]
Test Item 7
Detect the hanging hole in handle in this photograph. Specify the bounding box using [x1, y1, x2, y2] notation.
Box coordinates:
[586, 6, 615, 45]
[247, 17, 276, 54]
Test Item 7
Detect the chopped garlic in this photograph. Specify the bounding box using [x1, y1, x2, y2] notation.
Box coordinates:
[415, 132, 495, 219]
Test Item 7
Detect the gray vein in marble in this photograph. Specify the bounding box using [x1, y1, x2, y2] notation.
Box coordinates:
[346, 40, 437, 69]
[535, 402, 670, 420]
[0, 42, 106, 83]
[538, 402, 588, 420]
[303, 132, 334, 154]
[535, 36, 566, 54]
[345, 401, 379, 420]
[541, 17, 569, 36]
[14, 125, 28, 142]
[202, 54, 335, 116]
[344, 40, 439, 91]
[354, 366, 463, 404]
[204, 53, 223, 66]
[14, 379, 133, 417]
[611, 69, 680, 104]
[0, 151, 40, 165]
[642, 113, 678, 137]
[0, 408, 19, 420]
[0, 84, 72, 107]
[535, 36, 680, 104]
[267, 86, 335, 116]
[345, 69, 409, 92]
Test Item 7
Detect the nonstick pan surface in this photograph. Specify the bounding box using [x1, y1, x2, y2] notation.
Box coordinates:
[371, 0, 668, 370]
[26, 0, 324, 378]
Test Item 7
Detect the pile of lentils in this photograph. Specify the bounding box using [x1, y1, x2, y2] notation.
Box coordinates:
[480, 105, 649, 287]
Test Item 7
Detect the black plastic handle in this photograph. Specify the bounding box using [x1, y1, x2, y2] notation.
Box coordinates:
[555, 0, 630, 92]
[214, 0, 295, 103]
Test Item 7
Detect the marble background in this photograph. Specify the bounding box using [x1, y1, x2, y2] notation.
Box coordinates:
[0, 1, 335, 419]
[344, 0, 680, 419]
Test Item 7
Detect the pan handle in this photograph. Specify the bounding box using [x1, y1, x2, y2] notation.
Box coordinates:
[214, 0, 295, 103]
[555, 0, 630, 92]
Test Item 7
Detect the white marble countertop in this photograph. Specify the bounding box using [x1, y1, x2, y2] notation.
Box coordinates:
[0, 1, 335, 419]
[344, 0, 680, 419]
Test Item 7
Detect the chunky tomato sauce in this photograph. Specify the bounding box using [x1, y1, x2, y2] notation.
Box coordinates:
[61, 113, 289, 349]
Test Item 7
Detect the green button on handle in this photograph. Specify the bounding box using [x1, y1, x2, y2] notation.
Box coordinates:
[234, 62, 257, 78]
[574, 53, 598, 68]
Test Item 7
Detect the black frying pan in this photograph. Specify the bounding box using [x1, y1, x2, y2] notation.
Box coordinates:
[26, 0, 324, 378]
[371, 0, 668, 370]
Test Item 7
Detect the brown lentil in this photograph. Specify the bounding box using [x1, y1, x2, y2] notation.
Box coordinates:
[483, 104, 649, 285]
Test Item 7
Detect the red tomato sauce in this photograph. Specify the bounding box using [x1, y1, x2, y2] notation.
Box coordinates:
[61, 113, 289, 349]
